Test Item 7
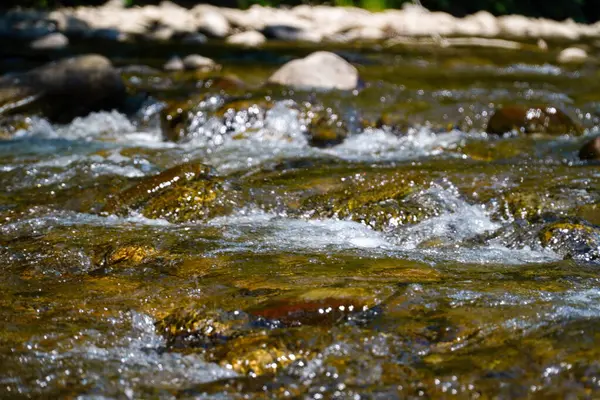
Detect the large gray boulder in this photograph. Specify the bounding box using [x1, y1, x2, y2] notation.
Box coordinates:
[0, 54, 126, 122]
[267, 51, 359, 91]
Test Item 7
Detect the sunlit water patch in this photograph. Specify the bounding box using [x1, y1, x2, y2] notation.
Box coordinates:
[1, 312, 236, 398]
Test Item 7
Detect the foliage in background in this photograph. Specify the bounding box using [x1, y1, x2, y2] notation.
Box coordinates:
[1, 0, 596, 23]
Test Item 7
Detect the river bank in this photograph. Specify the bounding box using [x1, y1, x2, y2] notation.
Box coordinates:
[2, 1, 600, 54]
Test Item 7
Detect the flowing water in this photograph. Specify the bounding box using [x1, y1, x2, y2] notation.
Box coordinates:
[1, 40, 600, 399]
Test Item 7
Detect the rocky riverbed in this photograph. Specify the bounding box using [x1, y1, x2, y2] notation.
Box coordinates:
[1, 17, 600, 398]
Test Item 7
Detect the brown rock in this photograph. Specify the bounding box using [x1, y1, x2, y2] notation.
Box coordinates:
[579, 137, 600, 160]
[0, 54, 126, 122]
[486, 105, 581, 136]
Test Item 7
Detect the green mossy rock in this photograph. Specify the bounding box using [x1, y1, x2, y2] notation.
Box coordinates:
[156, 307, 252, 348]
[375, 111, 410, 134]
[0, 115, 31, 140]
[486, 105, 582, 136]
[103, 163, 229, 223]
[539, 219, 600, 261]
[307, 112, 347, 148]
[575, 203, 600, 226]
[458, 138, 529, 161]
[299, 171, 433, 230]
[208, 327, 331, 376]
[497, 190, 573, 221]
[160, 100, 196, 142]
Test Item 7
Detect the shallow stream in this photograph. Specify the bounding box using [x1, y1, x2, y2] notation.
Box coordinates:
[1, 39, 600, 398]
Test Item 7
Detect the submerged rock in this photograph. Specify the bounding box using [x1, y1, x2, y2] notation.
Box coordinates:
[539, 219, 600, 262]
[160, 100, 194, 142]
[156, 307, 252, 348]
[575, 204, 600, 226]
[486, 105, 581, 136]
[101, 245, 158, 267]
[0, 54, 126, 122]
[267, 51, 359, 91]
[299, 171, 434, 230]
[247, 288, 376, 327]
[497, 189, 576, 222]
[307, 111, 347, 148]
[103, 163, 229, 223]
[155, 287, 377, 375]
[579, 137, 600, 160]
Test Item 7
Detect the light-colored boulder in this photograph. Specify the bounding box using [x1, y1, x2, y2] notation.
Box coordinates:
[383, 8, 458, 37]
[182, 54, 217, 71]
[537, 18, 580, 41]
[221, 5, 311, 32]
[292, 5, 369, 37]
[191, 5, 231, 38]
[226, 30, 266, 47]
[343, 26, 388, 42]
[29, 32, 69, 50]
[557, 47, 588, 63]
[146, 2, 199, 35]
[142, 26, 174, 42]
[101, 0, 126, 9]
[498, 15, 537, 39]
[163, 56, 184, 72]
[267, 51, 359, 91]
[455, 11, 500, 37]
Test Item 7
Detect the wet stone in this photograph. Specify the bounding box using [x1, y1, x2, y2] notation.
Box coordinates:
[579, 137, 600, 161]
[247, 288, 378, 327]
[0, 115, 31, 140]
[307, 111, 347, 148]
[299, 171, 434, 230]
[103, 162, 230, 223]
[375, 112, 410, 134]
[497, 189, 574, 222]
[539, 219, 600, 262]
[208, 328, 329, 376]
[486, 105, 582, 136]
[156, 307, 253, 348]
[160, 100, 195, 142]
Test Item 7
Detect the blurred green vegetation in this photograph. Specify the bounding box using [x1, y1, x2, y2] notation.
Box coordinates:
[2, 0, 597, 23]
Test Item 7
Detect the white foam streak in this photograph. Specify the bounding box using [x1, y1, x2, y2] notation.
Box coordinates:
[205, 203, 557, 265]
[395, 186, 500, 250]
[327, 127, 463, 162]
